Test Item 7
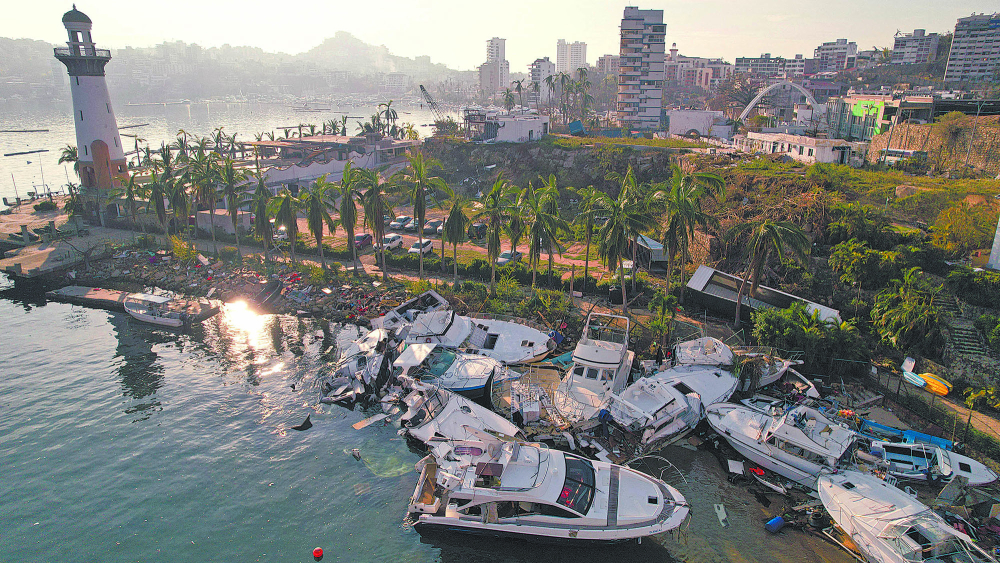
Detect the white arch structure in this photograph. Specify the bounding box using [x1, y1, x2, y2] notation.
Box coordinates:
[738, 81, 819, 123]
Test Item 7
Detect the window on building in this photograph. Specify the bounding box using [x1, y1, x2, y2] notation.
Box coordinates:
[808, 148, 814, 157]
[79, 110, 84, 121]
[799, 146, 804, 155]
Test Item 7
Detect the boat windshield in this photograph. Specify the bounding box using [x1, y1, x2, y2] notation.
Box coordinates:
[557, 455, 595, 514]
[425, 349, 457, 377]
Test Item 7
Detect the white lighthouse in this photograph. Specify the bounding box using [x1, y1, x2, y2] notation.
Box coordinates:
[54, 5, 126, 223]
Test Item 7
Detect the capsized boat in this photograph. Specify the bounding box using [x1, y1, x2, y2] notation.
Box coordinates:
[706, 402, 864, 489]
[320, 328, 398, 405]
[553, 313, 634, 423]
[392, 343, 511, 399]
[397, 378, 522, 445]
[403, 311, 555, 365]
[860, 441, 997, 486]
[370, 290, 449, 332]
[603, 365, 738, 450]
[407, 434, 689, 543]
[819, 470, 997, 563]
[124, 293, 186, 328]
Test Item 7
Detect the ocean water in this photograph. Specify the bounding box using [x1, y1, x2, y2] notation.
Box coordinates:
[0, 100, 444, 207]
[0, 275, 850, 563]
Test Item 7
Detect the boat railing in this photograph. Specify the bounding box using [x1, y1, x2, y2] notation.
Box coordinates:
[732, 345, 804, 363]
[466, 312, 552, 334]
[491, 364, 574, 428]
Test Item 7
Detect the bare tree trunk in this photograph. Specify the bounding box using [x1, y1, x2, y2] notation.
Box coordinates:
[209, 203, 218, 255]
[418, 232, 424, 279]
[453, 243, 458, 286]
[583, 228, 591, 293]
[318, 237, 326, 269]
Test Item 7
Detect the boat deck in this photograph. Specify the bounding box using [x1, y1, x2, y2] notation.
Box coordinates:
[46, 285, 221, 320]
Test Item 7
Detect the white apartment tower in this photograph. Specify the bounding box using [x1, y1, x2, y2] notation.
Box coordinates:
[891, 29, 940, 65]
[556, 39, 588, 75]
[945, 13, 1000, 82]
[813, 39, 858, 72]
[617, 7, 665, 130]
[54, 5, 126, 221]
[529, 57, 556, 106]
[479, 37, 510, 94]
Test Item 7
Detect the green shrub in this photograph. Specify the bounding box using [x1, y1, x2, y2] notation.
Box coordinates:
[457, 281, 488, 302]
[947, 267, 1000, 308]
[219, 246, 239, 262]
[136, 234, 157, 250]
[33, 200, 58, 212]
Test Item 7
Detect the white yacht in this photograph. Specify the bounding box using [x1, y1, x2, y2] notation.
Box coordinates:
[603, 365, 738, 450]
[672, 337, 734, 366]
[403, 310, 555, 365]
[393, 343, 510, 399]
[124, 293, 186, 328]
[553, 314, 634, 423]
[706, 403, 863, 489]
[861, 441, 998, 486]
[407, 434, 689, 543]
[370, 290, 449, 332]
[397, 379, 522, 445]
[819, 470, 996, 563]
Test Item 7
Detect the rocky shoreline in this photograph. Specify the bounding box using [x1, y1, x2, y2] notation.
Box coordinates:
[66, 251, 413, 326]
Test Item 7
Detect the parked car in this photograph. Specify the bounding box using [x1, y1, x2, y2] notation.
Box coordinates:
[496, 250, 522, 266]
[408, 239, 435, 255]
[389, 215, 412, 230]
[273, 225, 289, 241]
[383, 214, 394, 226]
[380, 234, 403, 250]
[354, 233, 373, 249]
[404, 218, 420, 232]
[423, 220, 443, 235]
[468, 223, 487, 240]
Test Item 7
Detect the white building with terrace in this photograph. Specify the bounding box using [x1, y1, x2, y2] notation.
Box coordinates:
[733, 131, 866, 166]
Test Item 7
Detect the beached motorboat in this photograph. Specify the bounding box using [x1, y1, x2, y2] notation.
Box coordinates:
[603, 365, 738, 450]
[252, 279, 282, 308]
[860, 441, 997, 486]
[552, 314, 635, 423]
[672, 337, 734, 366]
[320, 328, 398, 405]
[370, 290, 449, 332]
[407, 434, 689, 543]
[398, 379, 522, 445]
[392, 343, 511, 399]
[403, 310, 555, 365]
[123, 293, 186, 328]
[819, 470, 996, 563]
[706, 402, 864, 489]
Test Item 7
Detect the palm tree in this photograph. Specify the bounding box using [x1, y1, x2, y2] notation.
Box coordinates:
[532, 174, 571, 287]
[338, 162, 363, 273]
[268, 188, 301, 264]
[502, 185, 525, 254]
[543, 74, 557, 116]
[219, 158, 248, 257]
[475, 173, 509, 292]
[148, 174, 169, 246]
[511, 79, 525, 113]
[557, 72, 572, 124]
[871, 267, 944, 354]
[399, 152, 448, 279]
[189, 147, 220, 253]
[252, 176, 273, 260]
[379, 101, 398, 136]
[122, 173, 147, 240]
[728, 219, 811, 328]
[58, 145, 80, 179]
[597, 166, 657, 313]
[359, 168, 394, 281]
[659, 165, 726, 301]
[442, 196, 470, 285]
[572, 185, 603, 293]
[301, 175, 338, 270]
[503, 88, 516, 112]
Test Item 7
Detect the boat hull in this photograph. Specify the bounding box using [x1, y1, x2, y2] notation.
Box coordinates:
[125, 309, 184, 328]
[412, 520, 633, 545]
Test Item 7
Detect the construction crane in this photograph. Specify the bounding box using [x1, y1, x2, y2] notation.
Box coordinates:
[419, 85, 445, 122]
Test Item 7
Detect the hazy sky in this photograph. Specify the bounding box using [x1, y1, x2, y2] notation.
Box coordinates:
[6, 0, 997, 72]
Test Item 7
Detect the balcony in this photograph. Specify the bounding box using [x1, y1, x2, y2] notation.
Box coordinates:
[54, 46, 111, 58]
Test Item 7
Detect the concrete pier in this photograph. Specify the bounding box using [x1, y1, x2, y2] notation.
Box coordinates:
[46, 285, 221, 321]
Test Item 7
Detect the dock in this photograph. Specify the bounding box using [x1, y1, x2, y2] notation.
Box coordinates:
[46, 285, 222, 321]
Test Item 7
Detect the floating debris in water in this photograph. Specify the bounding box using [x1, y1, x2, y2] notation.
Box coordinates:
[290, 414, 312, 431]
[351, 448, 361, 460]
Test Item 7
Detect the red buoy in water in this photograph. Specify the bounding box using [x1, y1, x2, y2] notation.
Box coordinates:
[313, 547, 323, 561]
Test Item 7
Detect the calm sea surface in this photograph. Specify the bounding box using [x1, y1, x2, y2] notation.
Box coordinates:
[0, 274, 851, 563]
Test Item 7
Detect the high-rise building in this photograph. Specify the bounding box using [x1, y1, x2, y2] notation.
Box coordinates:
[944, 13, 1000, 82]
[529, 57, 556, 106]
[891, 29, 940, 65]
[478, 37, 510, 94]
[596, 54, 620, 76]
[556, 39, 588, 75]
[813, 39, 858, 72]
[53, 5, 126, 224]
[617, 7, 665, 130]
[664, 43, 732, 91]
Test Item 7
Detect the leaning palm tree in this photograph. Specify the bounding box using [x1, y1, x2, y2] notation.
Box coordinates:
[659, 164, 726, 301]
[597, 166, 657, 313]
[300, 175, 338, 270]
[219, 158, 248, 257]
[398, 152, 448, 279]
[442, 195, 471, 285]
[359, 167, 394, 281]
[268, 188, 301, 264]
[338, 162, 363, 274]
[728, 219, 811, 328]
[57, 145, 80, 179]
[252, 176, 273, 261]
[474, 173, 509, 292]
